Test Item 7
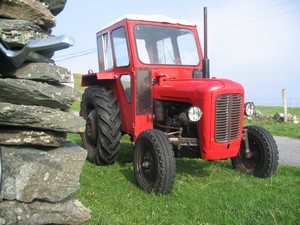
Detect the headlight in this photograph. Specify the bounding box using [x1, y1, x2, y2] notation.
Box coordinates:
[187, 106, 202, 122]
[244, 102, 255, 117]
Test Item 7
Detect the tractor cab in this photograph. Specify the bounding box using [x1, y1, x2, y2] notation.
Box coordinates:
[82, 15, 203, 140]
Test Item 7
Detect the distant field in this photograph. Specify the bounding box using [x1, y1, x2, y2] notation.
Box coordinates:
[255, 105, 300, 118]
[245, 106, 300, 139]
[73, 73, 86, 93]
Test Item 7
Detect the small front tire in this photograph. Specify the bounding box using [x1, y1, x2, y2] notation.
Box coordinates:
[231, 126, 278, 178]
[134, 129, 176, 195]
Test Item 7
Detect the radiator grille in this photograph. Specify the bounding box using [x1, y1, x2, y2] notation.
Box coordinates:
[215, 94, 242, 143]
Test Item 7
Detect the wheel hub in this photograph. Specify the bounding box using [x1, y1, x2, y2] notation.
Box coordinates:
[141, 154, 155, 178]
[85, 110, 98, 145]
[142, 160, 151, 169]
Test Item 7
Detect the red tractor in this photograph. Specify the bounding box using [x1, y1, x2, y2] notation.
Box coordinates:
[80, 9, 278, 194]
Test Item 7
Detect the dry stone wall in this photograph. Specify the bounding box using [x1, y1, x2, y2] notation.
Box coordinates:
[0, 0, 90, 224]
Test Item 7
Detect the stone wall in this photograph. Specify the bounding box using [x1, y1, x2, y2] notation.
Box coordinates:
[0, 0, 90, 224]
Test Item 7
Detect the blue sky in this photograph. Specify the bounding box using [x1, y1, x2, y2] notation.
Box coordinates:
[52, 0, 300, 106]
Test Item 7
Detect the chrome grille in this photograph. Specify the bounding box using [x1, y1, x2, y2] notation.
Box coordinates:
[215, 94, 242, 143]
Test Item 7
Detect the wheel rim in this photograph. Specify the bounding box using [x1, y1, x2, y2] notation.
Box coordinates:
[85, 109, 98, 146]
[242, 137, 264, 170]
[137, 143, 158, 187]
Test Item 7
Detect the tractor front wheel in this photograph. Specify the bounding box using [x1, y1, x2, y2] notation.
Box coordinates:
[231, 126, 278, 178]
[134, 129, 176, 195]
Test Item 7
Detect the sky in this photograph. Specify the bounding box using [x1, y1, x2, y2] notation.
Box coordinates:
[52, 0, 300, 106]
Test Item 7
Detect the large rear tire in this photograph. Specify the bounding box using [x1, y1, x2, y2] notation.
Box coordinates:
[231, 126, 278, 178]
[80, 86, 121, 165]
[134, 129, 176, 195]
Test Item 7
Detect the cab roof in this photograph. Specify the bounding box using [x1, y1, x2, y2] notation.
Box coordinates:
[100, 14, 196, 31]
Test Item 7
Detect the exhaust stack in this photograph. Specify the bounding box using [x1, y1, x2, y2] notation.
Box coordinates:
[203, 7, 210, 78]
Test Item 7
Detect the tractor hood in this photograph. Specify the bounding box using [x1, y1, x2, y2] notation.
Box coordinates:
[153, 78, 244, 104]
[153, 77, 245, 161]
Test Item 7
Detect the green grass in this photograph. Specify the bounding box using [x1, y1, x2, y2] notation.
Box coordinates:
[255, 106, 300, 118]
[69, 73, 85, 111]
[245, 119, 300, 139]
[68, 134, 300, 225]
[73, 73, 86, 93]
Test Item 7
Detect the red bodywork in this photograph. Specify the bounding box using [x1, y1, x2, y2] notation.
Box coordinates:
[82, 16, 245, 160]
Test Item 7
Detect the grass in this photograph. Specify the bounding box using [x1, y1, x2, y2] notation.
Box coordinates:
[255, 106, 300, 118]
[69, 73, 85, 111]
[68, 134, 300, 225]
[70, 75, 300, 224]
[73, 73, 86, 93]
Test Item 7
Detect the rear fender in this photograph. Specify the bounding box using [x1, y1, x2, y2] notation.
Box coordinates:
[81, 71, 116, 86]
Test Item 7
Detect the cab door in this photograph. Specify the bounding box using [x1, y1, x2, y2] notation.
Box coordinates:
[110, 26, 135, 136]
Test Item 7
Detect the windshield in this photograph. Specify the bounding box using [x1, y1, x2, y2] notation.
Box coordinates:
[134, 24, 200, 66]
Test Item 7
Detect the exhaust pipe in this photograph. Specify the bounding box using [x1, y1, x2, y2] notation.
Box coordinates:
[203, 7, 210, 79]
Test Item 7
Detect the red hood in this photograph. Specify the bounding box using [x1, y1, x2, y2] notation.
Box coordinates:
[153, 78, 244, 103]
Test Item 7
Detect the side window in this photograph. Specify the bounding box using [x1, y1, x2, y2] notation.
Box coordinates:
[112, 27, 130, 67]
[97, 33, 113, 71]
[120, 75, 131, 103]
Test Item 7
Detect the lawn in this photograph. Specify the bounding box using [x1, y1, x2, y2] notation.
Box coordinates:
[70, 75, 300, 224]
[69, 134, 300, 225]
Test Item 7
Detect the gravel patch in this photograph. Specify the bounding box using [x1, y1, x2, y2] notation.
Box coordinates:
[274, 136, 300, 166]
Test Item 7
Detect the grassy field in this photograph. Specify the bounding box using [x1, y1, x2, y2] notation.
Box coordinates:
[71, 74, 300, 224]
[244, 106, 300, 139]
[73, 73, 87, 93]
[69, 133, 300, 225]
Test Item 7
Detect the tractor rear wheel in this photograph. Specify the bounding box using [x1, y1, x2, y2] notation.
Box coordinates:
[134, 129, 176, 195]
[231, 126, 278, 178]
[80, 85, 121, 165]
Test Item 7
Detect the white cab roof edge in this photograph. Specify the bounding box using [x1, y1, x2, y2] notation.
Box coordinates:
[99, 14, 196, 32]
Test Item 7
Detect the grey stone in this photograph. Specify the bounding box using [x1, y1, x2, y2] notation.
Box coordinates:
[0, 127, 66, 147]
[0, 102, 85, 133]
[273, 112, 298, 124]
[0, 0, 56, 29]
[0, 78, 77, 110]
[254, 110, 264, 118]
[39, 0, 67, 16]
[0, 196, 91, 225]
[1, 142, 87, 202]
[0, 19, 49, 48]
[26, 51, 55, 64]
[7, 62, 72, 83]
